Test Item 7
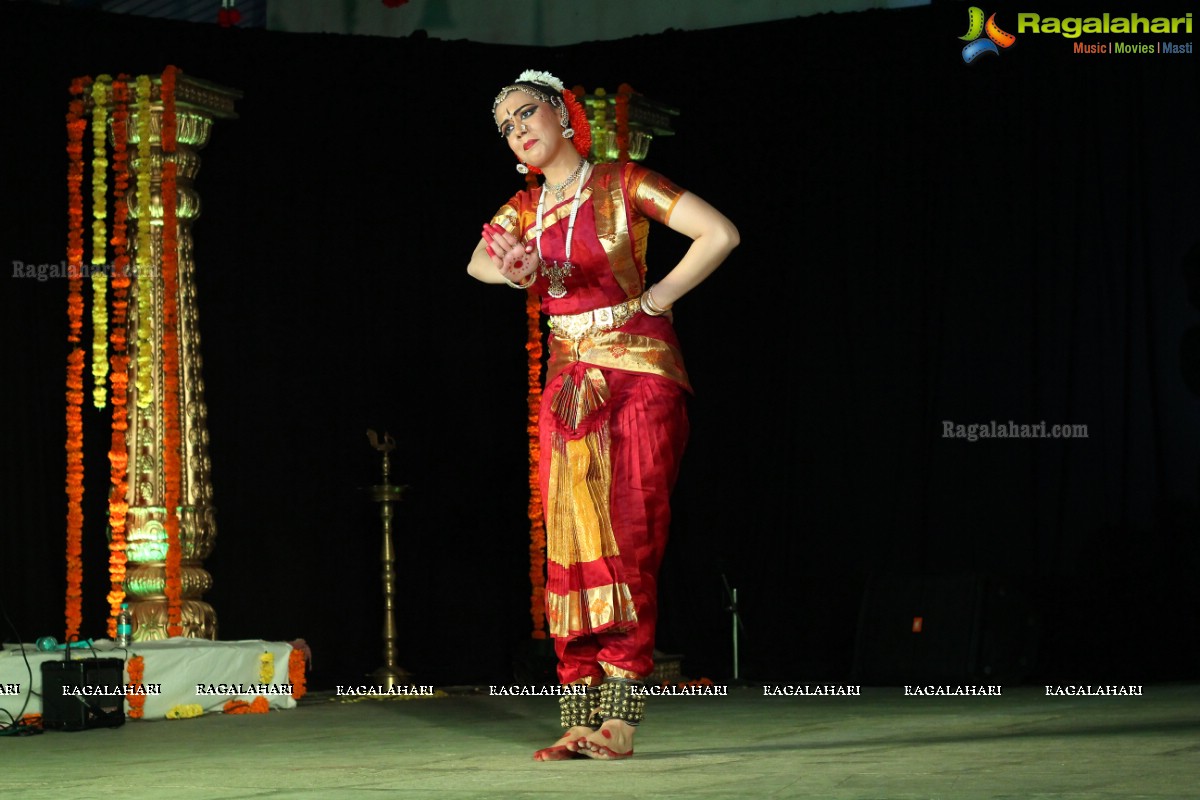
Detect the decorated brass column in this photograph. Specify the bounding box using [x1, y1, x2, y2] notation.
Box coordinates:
[120, 74, 240, 640]
[366, 430, 412, 689]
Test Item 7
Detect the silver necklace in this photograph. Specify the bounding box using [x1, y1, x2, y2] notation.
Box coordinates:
[536, 161, 591, 299]
[544, 158, 587, 202]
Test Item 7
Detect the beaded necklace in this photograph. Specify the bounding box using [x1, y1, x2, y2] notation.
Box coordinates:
[535, 161, 591, 299]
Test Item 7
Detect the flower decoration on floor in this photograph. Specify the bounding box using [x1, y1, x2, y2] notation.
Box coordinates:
[126, 655, 146, 719]
[288, 647, 308, 700]
[260, 651, 274, 684]
[166, 704, 204, 720]
[224, 697, 270, 714]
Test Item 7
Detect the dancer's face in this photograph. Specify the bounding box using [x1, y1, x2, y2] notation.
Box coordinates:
[495, 91, 563, 167]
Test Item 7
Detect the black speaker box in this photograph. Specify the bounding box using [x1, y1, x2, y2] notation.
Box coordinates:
[853, 573, 1039, 685]
[41, 657, 126, 731]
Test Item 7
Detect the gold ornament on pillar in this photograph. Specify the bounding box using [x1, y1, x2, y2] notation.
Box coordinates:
[65, 67, 240, 642]
[580, 83, 677, 164]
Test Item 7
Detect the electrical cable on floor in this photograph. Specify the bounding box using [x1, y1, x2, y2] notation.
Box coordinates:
[0, 599, 40, 736]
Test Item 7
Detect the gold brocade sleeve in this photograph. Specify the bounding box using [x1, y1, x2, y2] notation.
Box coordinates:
[491, 201, 521, 236]
[625, 163, 684, 226]
[490, 188, 540, 240]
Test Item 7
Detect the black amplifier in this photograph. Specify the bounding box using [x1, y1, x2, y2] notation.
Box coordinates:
[40, 657, 126, 731]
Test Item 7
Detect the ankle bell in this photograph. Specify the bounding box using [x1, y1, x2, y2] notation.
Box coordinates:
[598, 677, 647, 726]
[558, 685, 601, 729]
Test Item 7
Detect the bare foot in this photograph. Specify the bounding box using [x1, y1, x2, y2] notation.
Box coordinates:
[533, 725, 594, 761]
[582, 719, 636, 759]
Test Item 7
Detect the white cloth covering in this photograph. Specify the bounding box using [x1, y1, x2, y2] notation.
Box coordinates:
[0, 638, 299, 722]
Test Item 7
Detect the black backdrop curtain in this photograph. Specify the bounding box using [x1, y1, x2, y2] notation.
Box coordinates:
[1, 0, 1197, 688]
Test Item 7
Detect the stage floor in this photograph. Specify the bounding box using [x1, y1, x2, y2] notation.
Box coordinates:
[1, 683, 1196, 799]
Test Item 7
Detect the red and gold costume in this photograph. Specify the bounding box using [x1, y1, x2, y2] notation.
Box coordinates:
[492, 162, 690, 685]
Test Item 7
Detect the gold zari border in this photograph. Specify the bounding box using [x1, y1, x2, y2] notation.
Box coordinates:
[547, 330, 690, 390]
[547, 429, 620, 567]
[546, 584, 638, 638]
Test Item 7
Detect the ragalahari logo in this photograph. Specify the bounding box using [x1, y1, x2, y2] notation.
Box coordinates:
[960, 7, 1017, 62]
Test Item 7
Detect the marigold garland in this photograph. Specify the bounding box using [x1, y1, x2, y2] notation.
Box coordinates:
[564, 86, 592, 161]
[288, 647, 307, 700]
[224, 697, 270, 715]
[133, 74, 154, 408]
[65, 352, 85, 639]
[126, 655, 146, 719]
[161, 66, 178, 148]
[105, 75, 132, 634]
[259, 651, 274, 684]
[525, 287, 546, 639]
[522, 167, 545, 638]
[65, 76, 91, 641]
[160, 65, 184, 637]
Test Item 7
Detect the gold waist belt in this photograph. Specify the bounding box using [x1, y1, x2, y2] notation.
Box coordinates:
[548, 296, 642, 341]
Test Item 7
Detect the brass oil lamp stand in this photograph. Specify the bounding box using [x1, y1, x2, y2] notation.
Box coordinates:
[365, 430, 412, 689]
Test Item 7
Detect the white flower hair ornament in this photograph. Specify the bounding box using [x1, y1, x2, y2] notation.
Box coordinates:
[493, 69, 569, 116]
[516, 70, 564, 92]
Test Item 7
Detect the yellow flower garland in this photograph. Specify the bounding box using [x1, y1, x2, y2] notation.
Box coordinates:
[165, 704, 203, 720]
[133, 75, 154, 408]
[90, 77, 110, 408]
[259, 652, 274, 684]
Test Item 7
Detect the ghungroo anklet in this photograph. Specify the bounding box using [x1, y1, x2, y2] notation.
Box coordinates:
[598, 678, 646, 726]
[558, 686, 601, 729]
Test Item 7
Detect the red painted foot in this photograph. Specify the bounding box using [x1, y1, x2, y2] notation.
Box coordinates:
[533, 734, 588, 761]
[583, 728, 634, 760]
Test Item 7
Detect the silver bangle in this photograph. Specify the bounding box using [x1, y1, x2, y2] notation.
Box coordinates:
[640, 284, 671, 315]
[504, 271, 537, 290]
[639, 293, 664, 316]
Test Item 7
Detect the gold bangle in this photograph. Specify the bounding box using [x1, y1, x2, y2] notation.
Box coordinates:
[504, 271, 537, 290]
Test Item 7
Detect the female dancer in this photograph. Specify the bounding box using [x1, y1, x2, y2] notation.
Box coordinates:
[468, 70, 738, 760]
